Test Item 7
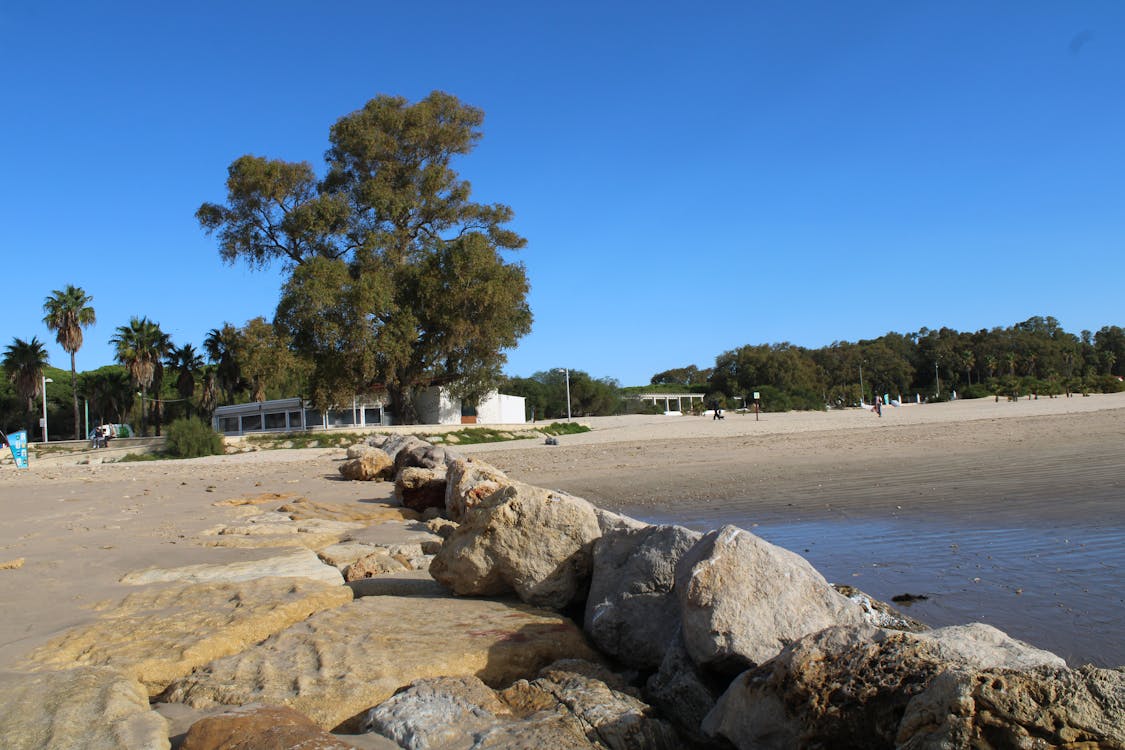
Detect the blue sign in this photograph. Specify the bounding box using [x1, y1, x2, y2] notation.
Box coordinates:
[6, 430, 28, 469]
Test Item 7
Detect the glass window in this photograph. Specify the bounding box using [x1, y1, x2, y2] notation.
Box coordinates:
[218, 417, 240, 434]
[241, 414, 262, 432]
[327, 409, 354, 426]
[288, 411, 303, 429]
[306, 410, 322, 427]
[363, 407, 381, 426]
[264, 412, 287, 430]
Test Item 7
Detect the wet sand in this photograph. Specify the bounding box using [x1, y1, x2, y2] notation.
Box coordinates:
[1, 393, 1122, 672]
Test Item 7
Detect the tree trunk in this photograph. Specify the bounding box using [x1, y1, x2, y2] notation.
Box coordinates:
[388, 383, 418, 425]
[71, 351, 81, 439]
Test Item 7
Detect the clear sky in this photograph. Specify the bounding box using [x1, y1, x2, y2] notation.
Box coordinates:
[3, 2, 1123, 387]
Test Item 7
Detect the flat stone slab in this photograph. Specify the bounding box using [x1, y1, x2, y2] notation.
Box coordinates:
[346, 570, 449, 598]
[0, 667, 170, 750]
[120, 547, 345, 586]
[162, 595, 599, 730]
[28, 578, 353, 695]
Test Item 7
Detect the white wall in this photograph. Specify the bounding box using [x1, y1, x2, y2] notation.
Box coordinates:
[415, 386, 461, 425]
[476, 392, 526, 424]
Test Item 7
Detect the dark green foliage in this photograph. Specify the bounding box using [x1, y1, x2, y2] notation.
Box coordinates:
[503, 370, 622, 419]
[540, 422, 591, 436]
[199, 92, 531, 423]
[164, 418, 225, 458]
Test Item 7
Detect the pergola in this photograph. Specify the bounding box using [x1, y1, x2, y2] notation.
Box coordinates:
[635, 392, 706, 414]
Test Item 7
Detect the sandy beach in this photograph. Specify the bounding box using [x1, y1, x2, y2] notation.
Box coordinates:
[1, 392, 1122, 675]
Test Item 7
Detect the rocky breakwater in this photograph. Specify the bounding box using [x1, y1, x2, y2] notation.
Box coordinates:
[3, 434, 1121, 750]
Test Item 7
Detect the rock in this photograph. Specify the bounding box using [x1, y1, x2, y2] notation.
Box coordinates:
[319, 541, 380, 571]
[346, 570, 450, 598]
[430, 481, 602, 608]
[361, 676, 513, 748]
[120, 547, 345, 587]
[394, 442, 457, 474]
[339, 450, 394, 481]
[675, 524, 866, 672]
[585, 524, 701, 670]
[897, 663, 1125, 749]
[0, 667, 169, 750]
[645, 628, 729, 745]
[702, 623, 1070, 750]
[593, 508, 649, 534]
[280, 498, 421, 523]
[836, 584, 928, 632]
[28, 578, 353, 695]
[500, 661, 681, 750]
[380, 435, 428, 464]
[161, 595, 598, 731]
[467, 710, 599, 749]
[213, 491, 298, 507]
[425, 517, 458, 541]
[347, 443, 380, 459]
[444, 458, 512, 522]
[394, 467, 448, 512]
[181, 704, 360, 750]
[0, 557, 25, 570]
[344, 551, 409, 581]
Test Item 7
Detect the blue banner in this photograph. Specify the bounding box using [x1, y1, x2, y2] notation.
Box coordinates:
[6, 431, 28, 469]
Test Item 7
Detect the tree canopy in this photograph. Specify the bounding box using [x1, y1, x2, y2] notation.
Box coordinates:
[198, 92, 531, 422]
[43, 285, 95, 438]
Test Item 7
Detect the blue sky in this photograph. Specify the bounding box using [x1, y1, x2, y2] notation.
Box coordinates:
[2, 2, 1123, 386]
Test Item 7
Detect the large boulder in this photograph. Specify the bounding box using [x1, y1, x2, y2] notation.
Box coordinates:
[180, 705, 363, 750]
[380, 435, 428, 465]
[675, 524, 866, 673]
[0, 667, 169, 750]
[339, 450, 394, 481]
[897, 663, 1125, 749]
[362, 661, 679, 750]
[27, 578, 352, 696]
[161, 594, 598, 731]
[645, 628, 731, 746]
[394, 467, 448, 512]
[702, 623, 1070, 750]
[584, 524, 701, 670]
[394, 442, 459, 474]
[444, 458, 512, 522]
[429, 481, 602, 608]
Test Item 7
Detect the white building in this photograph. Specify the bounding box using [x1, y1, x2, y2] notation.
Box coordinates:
[212, 387, 525, 435]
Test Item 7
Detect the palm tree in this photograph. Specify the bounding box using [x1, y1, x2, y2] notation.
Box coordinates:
[2, 337, 50, 433]
[111, 317, 171, 436]
[199, 367, 219, 421]
[204, 325, 242, 404]
[82, 369, 133, 426]
[42, 285, 96, 439]
[168, 344, 204, 420]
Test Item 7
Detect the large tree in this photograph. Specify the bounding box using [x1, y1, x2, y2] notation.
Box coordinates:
[2, 336, 50, 433]
[111, 317, 170, 435]
[198, 91, 531, 423]
[42, 285, 96, 438]
[168, 344, 204, 419]
[203, 325, 243, 404]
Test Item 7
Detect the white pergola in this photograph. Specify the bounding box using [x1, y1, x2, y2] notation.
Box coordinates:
[635, 392, 706, 414]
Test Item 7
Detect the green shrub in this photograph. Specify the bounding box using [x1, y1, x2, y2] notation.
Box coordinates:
[165, 418, 225, 458]
[541, 422, 590, 436]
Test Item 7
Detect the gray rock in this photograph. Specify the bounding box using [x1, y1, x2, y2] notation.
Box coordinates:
[395, 443, 456, 474]
[585, 524, 701, 670]
[645, 628, 729, 746]
[0, 667, 169, 750]
[381, 435, 428, 464]
[675, 524, 866, 673]
[362, 676, 512, 749]
[897, 663, 1125, 749]
[702, 623, 1070, 750]
[394, 467, 448, 512]
[430, 481, 602, 608]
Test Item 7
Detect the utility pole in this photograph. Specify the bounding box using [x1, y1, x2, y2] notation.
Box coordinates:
[935, 362, 940, 398]
[859, 364, 865, 405]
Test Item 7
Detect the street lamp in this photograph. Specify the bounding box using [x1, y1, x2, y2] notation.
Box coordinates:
[555, 368, 572, 421]
[41, 376, 53, 443]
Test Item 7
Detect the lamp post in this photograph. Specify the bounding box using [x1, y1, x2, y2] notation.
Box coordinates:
[555, 368, 572, 421]
[41, 376, 53, 443]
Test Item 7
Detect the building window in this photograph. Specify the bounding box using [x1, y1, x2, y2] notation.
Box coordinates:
[218, 416, 240, 434]
[363, 407, 381, 426]
[327, 409, 354, 427]
[264, 412, 287, 430]
[242, 414, 262, 432]
[288, 411, 303, 429]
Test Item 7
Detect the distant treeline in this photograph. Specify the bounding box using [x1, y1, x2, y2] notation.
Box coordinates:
[504, 317, 1125, 419]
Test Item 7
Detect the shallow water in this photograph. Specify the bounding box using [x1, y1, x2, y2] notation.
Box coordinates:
[641, 512, 1124, 667]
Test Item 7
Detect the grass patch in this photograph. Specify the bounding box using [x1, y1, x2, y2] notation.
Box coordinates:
[540, 422, 591, 436]
[429, 427, 537, 445]
[117, 452, 163, 462]
[245, 431, 370, 450]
